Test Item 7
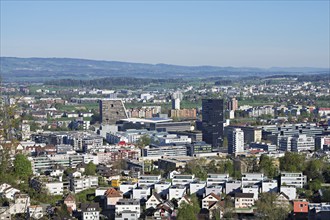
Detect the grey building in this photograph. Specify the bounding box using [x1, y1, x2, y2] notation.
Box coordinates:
[99, 99, 128, 124]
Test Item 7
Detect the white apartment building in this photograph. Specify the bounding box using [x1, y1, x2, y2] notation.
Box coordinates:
[228, 128, 244, 154]
[205, 184, 223, 196]
[291, 135, 315, 152]
[241, 173, 264, 186]
[70, 176, 98, 193]
[154, 181, 171, 196]
[138, 175, 161, 186]
[206, 173, 229, 186]
[132, 186, 151, 200]
[45, 182, 64, 195]
[280, 186, 297, 200]
[115, 199, 141, 216]
[262, 179, 278, 193]
[189, 181, 206, 196]
[120, 182, 138, 195]
[169, 185, 187, 200]
[242, 185, 259, 200]
[172, 174, 195, 186]
[281, 172, 307, 188]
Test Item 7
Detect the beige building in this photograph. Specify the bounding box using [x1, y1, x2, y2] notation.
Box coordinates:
[234, 193, 255, 208]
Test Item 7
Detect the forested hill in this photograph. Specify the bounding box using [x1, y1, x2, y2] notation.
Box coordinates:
[1, 57, 329, 82]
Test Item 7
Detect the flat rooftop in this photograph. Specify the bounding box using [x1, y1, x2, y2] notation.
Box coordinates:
[120, 117, 173, 124]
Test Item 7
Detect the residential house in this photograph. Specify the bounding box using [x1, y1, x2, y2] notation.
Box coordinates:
[132, 186, 151, 201]
[146, 193, 163, 210]
[205, 184, 223, 196]
[0, 184, 20, 200]
[8, 193, 30, 215]
[280, 186, 297, 200]
[64, 194, 76, 212]
[81, 203, 100, 220]
[104, 188, 122, 209]
[234, 193, 254, 209]
[28, 205, 44, 219]
[202, 193, 221, 209]
[293, 199, 309, 219]
[115, 199, 141, 217]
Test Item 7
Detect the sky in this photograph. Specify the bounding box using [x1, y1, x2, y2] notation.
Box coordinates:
[1, 0, 329, 68]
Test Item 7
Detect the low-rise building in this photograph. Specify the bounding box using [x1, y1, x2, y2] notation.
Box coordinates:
[262, 179, 278, 193]
[241, 173, 264, 186]
[225, 181, 241, 195]
[280, 186, 297, 200]
[189, 181, 206, 196]
[146, 193, 163, 210]
[81, 203, 100, 220]
[115, 199, 140, 217]
[206, 174, 229, 186]
[138, 175, 161, 186]
[70, 175, 98, 193]
[154, 181, 171, 196]
[28, 205, 44, 220]
[242, 185, 259, 200]
[119, 182, 138, 195]
[202, 193, 221, 209]
[169, 185, 187, 200]
[281, 172, 306, 188]
[132, 186, 151, 201]
[172, 174, 195, 186]
[234, 193, 255, 209]
[205, 184, 223, 196]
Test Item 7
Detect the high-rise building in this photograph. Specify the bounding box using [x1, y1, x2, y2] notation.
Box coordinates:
[172, 98, 180, 110]
[228, 128, 244, 154]
[99, 99, 128, 124]
[172, 91, 183, 100]
[202, 99, 224, 149]
[227, 97, 238, 111]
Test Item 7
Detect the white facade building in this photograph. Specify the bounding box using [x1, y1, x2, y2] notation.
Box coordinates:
[169, 185, 187, 200]
[70, 176, 98, 193]
[115, 199, 140, 217]
[281, 172, 307, 188]
[228, 128, 244, 154]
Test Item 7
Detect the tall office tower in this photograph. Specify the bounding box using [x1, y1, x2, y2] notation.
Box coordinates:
[202, 99, 224, 150]
[228, 128, 244, 154]
[227, 97, 238, 111]
[172, 98, 181, 110]
[99, 99, 128, 124]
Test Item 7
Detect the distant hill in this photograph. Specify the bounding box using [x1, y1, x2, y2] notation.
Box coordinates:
[0, 57, 329, 82]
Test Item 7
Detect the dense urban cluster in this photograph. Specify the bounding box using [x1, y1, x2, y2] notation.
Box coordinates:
[0, 76, 330, 220]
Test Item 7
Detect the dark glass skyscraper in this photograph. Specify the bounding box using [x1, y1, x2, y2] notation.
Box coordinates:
[202, 99, 224, 150]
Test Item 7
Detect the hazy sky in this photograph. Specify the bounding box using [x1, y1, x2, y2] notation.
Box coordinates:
[1, 1, 329, 68]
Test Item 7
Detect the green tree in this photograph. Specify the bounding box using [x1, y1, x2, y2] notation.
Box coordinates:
[279, 152, 305, 172]
[185, 159, 207, 180]
[136, 135, 151, 149]
[259, 155, 278, 178]
[13, 154, 32, 180]
[305, 159, 325, 182]
[256, 193, 291, 220]
[177, 202, 197, 220]
[84, 161, 97, 176]
[177, 195, 200, 220]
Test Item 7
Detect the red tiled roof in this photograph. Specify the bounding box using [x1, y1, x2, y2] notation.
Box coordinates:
[104, 188, 122, 198]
